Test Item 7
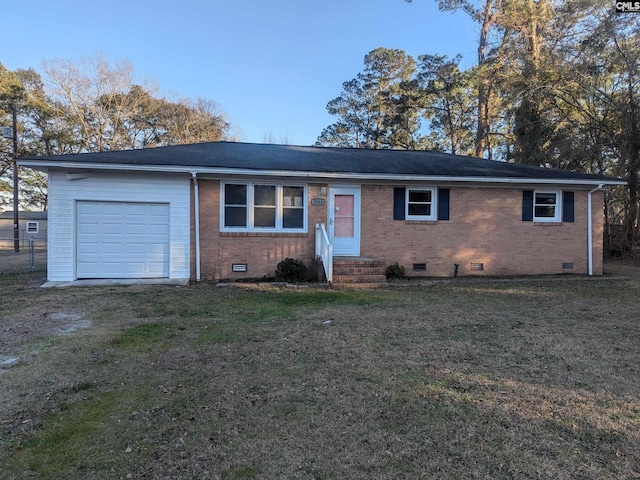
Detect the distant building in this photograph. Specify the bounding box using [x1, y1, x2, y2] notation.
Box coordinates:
[0, 211, 48, 244]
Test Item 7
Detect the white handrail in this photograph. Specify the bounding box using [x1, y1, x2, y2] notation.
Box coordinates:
[315, 223, 333, 283]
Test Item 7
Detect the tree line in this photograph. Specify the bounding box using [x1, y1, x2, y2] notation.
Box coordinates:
[316, 2, 639, 256]
[0, 54, 235, 211]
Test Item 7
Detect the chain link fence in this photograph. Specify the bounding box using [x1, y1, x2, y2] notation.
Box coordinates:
[0, 231, 47, 274]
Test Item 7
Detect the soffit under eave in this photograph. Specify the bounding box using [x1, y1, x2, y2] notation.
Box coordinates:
[21, 162, 625, 189]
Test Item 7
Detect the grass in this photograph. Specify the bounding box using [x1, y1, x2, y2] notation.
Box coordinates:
[0, 268, 639, 478]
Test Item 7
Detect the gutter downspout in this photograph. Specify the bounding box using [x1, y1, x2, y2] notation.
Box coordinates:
[587, 184, 604, 276]
[191, 172, 201, 281]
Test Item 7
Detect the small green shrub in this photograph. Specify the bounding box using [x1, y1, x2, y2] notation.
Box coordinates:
[385, 262, 405, 280]
[275, 258, 307, 283]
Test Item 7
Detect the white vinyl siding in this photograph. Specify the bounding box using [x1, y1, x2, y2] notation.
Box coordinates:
[47, 171, 190, 281]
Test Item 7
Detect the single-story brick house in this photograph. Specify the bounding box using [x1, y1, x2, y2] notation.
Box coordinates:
[19, 141, 625, 285]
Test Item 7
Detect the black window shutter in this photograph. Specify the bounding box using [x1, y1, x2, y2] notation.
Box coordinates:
[522, 190, 534, 221]
[393, 188, 406, 220]
[563, 191, 575, 222]
[437, 188, 450, 221]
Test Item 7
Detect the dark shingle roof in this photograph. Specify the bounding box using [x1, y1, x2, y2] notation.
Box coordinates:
[20, 141, 624, 184]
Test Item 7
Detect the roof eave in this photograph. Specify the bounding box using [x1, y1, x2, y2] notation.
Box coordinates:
[17, 159, 627, 187]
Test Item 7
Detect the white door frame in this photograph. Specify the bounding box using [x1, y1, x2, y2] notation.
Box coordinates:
[328, 185, 361, 256]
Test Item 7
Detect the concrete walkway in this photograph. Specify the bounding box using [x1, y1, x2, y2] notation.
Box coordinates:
[42, 278, 189, 288]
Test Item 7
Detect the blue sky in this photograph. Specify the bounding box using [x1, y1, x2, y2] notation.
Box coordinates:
[5, 0, 477, 146]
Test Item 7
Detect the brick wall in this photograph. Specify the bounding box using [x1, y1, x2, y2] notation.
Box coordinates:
[192, 180, 328, 281]
[190, 181, 605, 281]
[361, 185, 603, 277]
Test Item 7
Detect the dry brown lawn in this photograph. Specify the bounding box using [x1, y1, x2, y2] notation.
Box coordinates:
[0, 261, 639, 479]
[0, 249, 47, 275]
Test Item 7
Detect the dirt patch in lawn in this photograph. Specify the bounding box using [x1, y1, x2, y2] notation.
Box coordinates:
[1, 307, 91, 356]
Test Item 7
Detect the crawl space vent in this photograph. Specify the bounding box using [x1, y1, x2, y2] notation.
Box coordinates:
[232, 264, 248, 273]
[562, 262, 574, 270]
[470, 263, 484, 272]
[413, 263, 427, 271]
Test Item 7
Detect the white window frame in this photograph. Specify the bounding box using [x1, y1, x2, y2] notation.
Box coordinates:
[406, 187, 437, 221]
[533, 189, 562, 222]
[221, 182, 307, 232]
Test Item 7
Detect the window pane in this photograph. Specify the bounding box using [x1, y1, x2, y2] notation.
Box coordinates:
[408, 204, 431, 216]
[283, 208, 303, 229]
[255, 185, 276, 206]
[535, 193, 556, 205]
[409, 190, 432, 203]
[283, 187, 304, 207]
[535, 206, 556, 218]
[224, 206, 246, 227]
[254, 206, 276, 227]
[225, 184, 246, 205]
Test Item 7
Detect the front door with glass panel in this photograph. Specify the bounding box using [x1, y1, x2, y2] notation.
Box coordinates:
[329, 186, 361, 256]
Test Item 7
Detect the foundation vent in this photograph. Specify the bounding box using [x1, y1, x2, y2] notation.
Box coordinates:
[562, 262, 574, 270]
[232, 264, 248, 273]
[470, 263, 484, 272]
[413, 263, 427, 271]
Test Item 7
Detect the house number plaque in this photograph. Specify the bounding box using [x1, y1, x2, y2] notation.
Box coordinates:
[311, 198, 326, 206]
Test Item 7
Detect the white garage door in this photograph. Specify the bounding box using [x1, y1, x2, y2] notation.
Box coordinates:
[76, 201, 170, 279]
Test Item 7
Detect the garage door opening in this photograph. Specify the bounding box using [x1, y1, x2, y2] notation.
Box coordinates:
[76, 201, 170, 279]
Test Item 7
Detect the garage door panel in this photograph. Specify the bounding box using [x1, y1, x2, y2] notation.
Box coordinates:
[102, 203, 125, 214]
[127, 224, 147, 235]
[78, 243, 100, 255]
[125, 243, 148, 255]
[147, 264, 167, 275]
[77, 262, 100, 276]
[102, 263, 129, 275]
[148, 225, 170, 236]
[150, 209, 168, 217]
[102, 242, 126, 254]
[103, 219, 125, 227]
[78, 202, 101, 214]
[125, 203, 147, 214]
[102, 234, 125, 243]
[124, 263, 147, 274]
[149, 220, 167, 227]
[77, 222, 99, 234]
[77, 201, 170, 279]
[147, 247, 167, 257]
[77, 233, 100, 243]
